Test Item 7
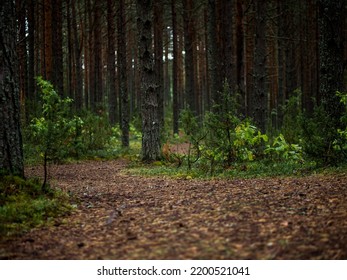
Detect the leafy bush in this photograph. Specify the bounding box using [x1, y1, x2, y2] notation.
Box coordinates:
[333, 91, 347, 157]
[30, 77, 82, 162]
[264, 134, 303, 162]
[299, 91, 347, 164]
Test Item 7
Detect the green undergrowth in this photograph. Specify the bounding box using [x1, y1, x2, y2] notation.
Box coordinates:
[125, 159, 322, 180]
[0, 176, 72, 238]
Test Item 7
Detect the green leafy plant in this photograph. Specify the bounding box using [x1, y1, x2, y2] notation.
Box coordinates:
[264, 133, 303, 162]
[333, 91, 347, 157]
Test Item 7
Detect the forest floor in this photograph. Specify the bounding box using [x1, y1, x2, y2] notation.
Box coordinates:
[1, 159, 347, 259]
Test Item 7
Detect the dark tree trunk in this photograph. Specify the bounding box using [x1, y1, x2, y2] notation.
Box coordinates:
[318, 0, 345, 122]
[27, 0, 36, 119]
[16, 0, 27, 111]
[207, 0, 222, 106]
[43, 0, 53, 82]
[220, 0, 234, 90]
[107, 0, 117, 124]
[182, 0, 197, 113]
[72, 0, 84, 110]
[93, 1, 103, 111]
[318, 0, 345, 160]
[172, 0, 179, 134]
[0, 0, 24, 177]
[52, 0, 64, 96]
[252, 0, 267, 132]
[118, 0, 129, 147]
[136, 0, 161, 161]
[154, 0, 164, 132]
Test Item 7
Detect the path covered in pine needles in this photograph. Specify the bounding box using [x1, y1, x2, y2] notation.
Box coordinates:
[1, 160, 347, 259]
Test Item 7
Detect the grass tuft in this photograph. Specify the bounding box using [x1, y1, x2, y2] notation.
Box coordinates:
[0, 175, 72, 238]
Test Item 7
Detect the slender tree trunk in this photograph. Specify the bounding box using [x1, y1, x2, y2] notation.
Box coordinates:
[88, 0, 95, 110]
[207, 0, 221, 107]
[93, 1, 103, 111]
[0, 0, 24, 177]
[118, 0, 129, 147]
[52, 0, 64, 96]
[154, 0, 164, 131]
[252, 0, 267, 132]
[172, 0, 179, 134]
[220, 0, 234, 90]
[107, 0, 117, 124]
[27, 0, 36, 119]
[182, 0, 197, 113]
[72, 0, 83, 110]
[16, 0, 27, 112]
[235, 0, 244, 93]
[43, 0, 53, 82]
[136, 0, 161, 161]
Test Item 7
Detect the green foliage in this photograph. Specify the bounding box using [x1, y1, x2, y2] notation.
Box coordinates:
[333, 91, 347, 156]
[264, 134, 303, 162]
[281, 89, 302, 144]
[180, 108, 205, 169]
[76, 110, 113, 154]
[24, 78, 130, 163]
[30, 77, 82, 162]
[0, 175, 72, 237]
[298, 91, 347, 164]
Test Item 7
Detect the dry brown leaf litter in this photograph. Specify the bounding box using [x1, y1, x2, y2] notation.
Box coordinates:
[0, 160, 346, 259]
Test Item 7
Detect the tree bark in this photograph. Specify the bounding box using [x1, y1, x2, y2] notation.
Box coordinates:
[52, 0, 64, 96]
[172, 0, 179, 134]
[154, 0, 164, 132]
[118, 0, 130, 147]
[107, 0, 117, 124]
[318, 0, 345, 122]
[252, 0, 267, 132]
[182, 0, 197, 113]
[136, 0, 161, 161]
[0, 0, 24, 177]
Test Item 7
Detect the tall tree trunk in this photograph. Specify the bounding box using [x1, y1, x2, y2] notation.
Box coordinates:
[0, 0, 24, 177]
[88, 0, 95, 110]
[220, 0, 234, 90]
[107, 0, 117, 124]
[235, 0, 244, 93]
[252, 0, 267, 132]
[118, 0, 129, 147]
[136, 0, 161, 161]
[182, 0, 197, 113]
[318, 0, 345, 159]
[52, 0, 64, 96]
[154, 0, 164, 131]
[93, 1, 103, 111]
[16, 0, 27, 112]
[318, 0, 345, 121]
[172, 0, 179, 134]
[72, 0, 84, 110]
[27, 0, 36, 119]
[207, 0, 221, 107]
[43, 0, 53, 82]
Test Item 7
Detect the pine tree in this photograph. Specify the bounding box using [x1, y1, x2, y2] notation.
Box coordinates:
[0, 0, 24, 177]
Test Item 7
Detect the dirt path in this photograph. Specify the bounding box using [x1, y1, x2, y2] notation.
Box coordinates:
[1, 160, 347, 259]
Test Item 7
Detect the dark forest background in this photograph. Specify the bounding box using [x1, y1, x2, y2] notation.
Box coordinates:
[4, 0, 347, 169]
